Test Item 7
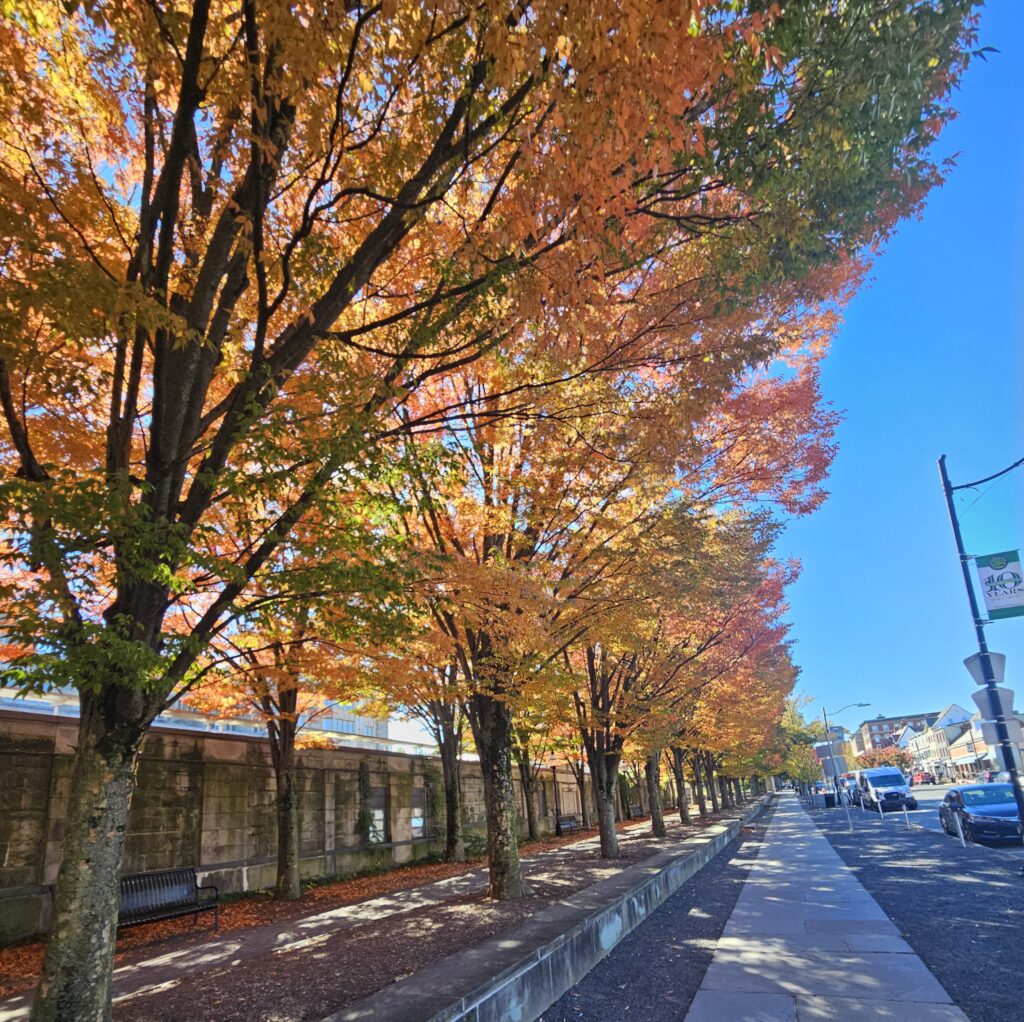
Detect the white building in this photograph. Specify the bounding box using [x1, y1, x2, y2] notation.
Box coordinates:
[907, 703, 973, 781]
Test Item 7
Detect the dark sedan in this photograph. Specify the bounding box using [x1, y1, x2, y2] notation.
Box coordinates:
[938, 784, 1022, 843]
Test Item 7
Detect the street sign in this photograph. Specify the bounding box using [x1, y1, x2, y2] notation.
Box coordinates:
[963, 651, 1006, 686]
[981, 719, 1023, 747]
[971, 687, 1015, 720]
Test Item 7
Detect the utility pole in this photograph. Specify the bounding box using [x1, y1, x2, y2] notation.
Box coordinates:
[822, 703, 867, 831]
[823, 708, 843, 799]
[938, 454, 1024, 846]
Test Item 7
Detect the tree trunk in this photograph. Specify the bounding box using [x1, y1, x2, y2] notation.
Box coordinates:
[718, 775, 731, 810]
[691, 754, 708, 819]
[266, 684, 301, 900]
[645, 750, 667, 838]
[670, 748, 690, 824]
[273, 752, 302, 900]
[438, 724, 465, 863]
[515, 753, 542, 842]
[706, 754, 720, 813]
[734, 778, 744, 805]
[583, 745, 621, 858]
[595, 779, 619, 857]
[466, 693, 529, 899]
[576, 773, 592, 828]
[31, 696, 147, 1022]
[629, 763, 646, 815]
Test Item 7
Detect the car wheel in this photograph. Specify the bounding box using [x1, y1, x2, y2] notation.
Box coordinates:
[963, 820, 974, 843]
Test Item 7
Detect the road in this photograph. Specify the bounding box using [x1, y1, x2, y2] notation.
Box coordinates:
[849, 783, 1024, 861]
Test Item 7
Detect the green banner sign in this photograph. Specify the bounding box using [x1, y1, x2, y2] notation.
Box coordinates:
[975, 550, 1024, 621]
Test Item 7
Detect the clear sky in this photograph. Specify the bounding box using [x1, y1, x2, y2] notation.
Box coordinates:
[777, 0, 1024, 734]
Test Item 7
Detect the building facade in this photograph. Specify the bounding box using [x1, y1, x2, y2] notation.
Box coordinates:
[0, 686, 393, 749]
[854, 712, 939, 752]
[905, 705, 974, 781]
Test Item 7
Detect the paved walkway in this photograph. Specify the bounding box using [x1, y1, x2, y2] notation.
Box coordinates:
[684, 792, 968, 1022]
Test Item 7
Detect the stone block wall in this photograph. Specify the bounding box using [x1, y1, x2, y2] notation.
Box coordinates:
[0, 713, 588, 944]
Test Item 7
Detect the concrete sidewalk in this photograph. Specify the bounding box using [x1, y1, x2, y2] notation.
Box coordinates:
[684, 792, 968, 1022]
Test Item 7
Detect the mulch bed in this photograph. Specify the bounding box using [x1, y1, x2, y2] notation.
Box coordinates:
[0, 827, 617, 999]
[2, 808, 749, 1019]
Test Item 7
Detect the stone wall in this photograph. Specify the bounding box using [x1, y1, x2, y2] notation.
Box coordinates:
[0, 712, 588, 944]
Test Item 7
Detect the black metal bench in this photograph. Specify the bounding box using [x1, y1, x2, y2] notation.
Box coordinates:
[628, 804, 649, 820]
[556, 814, 582, 835]
[119, 867, 219, 930]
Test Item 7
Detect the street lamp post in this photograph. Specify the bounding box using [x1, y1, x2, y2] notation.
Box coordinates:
[824, 703, 870, 832]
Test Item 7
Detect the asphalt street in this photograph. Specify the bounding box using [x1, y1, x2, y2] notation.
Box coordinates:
[856, 783, 1024, 861]
[810, 799, 1024, 1022]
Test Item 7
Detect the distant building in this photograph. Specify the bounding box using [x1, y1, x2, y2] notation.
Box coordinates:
[948, 720, 995, 779]
[854, 712, 939, 753]
[893, 724, 919, 749]
[0, 687, 390, 747]
[948, 711, 1024, 779]
[906, 704, 973, 781]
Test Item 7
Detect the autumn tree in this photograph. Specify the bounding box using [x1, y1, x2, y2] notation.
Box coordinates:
[0, 2, 976, 1017]
[856, 747, 914, 772]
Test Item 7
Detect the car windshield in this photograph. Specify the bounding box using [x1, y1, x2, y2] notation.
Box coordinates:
[869, 773, 904, 787]
[961, 785, 1014, 806]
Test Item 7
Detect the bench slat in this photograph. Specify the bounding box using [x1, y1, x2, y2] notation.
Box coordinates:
[118, 867, 219, 930]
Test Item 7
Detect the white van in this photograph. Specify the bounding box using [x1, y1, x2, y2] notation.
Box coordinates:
[855, 767, 917, 812]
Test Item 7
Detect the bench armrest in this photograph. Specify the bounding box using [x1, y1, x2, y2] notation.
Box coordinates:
[198, 883, 219, 899]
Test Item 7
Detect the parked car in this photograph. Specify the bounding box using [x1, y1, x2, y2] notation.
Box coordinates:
[848, 782, 863, 806]
[939, 783, 1022, 843]
[975, 770, 1011, 784]
[911, 771, 935, 786]
[855, 767, 917, 812]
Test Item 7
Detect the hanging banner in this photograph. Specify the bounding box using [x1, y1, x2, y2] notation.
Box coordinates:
[975, 550, 1024, 620]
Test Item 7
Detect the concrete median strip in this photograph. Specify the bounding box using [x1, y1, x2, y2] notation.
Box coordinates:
[323, 799, 770, 1022]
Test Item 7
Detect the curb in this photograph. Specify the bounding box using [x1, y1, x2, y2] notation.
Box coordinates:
[325, 797, 771, 1022]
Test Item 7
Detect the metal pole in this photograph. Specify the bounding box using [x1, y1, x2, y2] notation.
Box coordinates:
[953, 808, 967, 849]
[938, 455, 1024, 842]
[823, 708, 853, 831]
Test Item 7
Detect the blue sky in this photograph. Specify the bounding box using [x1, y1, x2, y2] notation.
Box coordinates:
[778, 0, 1024, 733]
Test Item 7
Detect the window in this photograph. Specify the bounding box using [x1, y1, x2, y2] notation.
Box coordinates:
[871, 725, 880, 732]
[961, 785, 1013, 806]
[411, 786, 426, 839]
[367, 784, 388, 844]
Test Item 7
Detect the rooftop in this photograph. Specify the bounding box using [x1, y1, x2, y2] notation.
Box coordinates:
[856, 712, 940, 729]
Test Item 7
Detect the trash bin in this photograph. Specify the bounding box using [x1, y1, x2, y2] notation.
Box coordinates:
[824, 792, 836, 808]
